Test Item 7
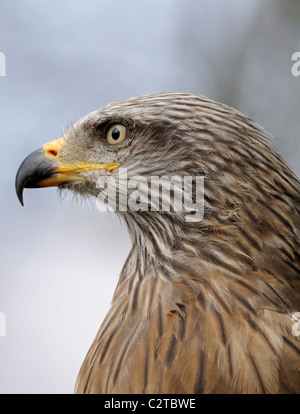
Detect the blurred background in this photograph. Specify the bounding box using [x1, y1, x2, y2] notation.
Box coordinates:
[0, 0, 299, 393]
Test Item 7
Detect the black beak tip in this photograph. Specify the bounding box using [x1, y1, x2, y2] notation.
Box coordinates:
[16, 185, 24, 207]
[15, 165, 26, 206]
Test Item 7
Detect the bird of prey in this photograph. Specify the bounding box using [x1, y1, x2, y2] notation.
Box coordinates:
[16, 92, 300, 394]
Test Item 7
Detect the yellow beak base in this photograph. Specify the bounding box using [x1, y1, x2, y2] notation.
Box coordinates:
[15, 137, 119, 205]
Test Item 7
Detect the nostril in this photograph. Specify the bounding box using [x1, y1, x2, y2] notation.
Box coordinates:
[48, 150, 58, 157]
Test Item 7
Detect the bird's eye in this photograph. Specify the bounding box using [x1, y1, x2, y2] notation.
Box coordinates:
[106, 124, 127, 145]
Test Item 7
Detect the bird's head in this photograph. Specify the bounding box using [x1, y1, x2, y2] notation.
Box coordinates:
[16, 93, 210, 219]
[17, 94, 187, 196]
[16, 92, 299, 259]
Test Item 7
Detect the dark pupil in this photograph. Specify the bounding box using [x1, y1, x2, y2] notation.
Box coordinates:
[112, 128, 120, 140]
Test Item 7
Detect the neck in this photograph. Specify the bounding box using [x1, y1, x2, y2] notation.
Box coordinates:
[111, 209, 295, 317]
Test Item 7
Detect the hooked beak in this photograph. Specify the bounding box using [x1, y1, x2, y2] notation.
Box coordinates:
[15, 137, 119, 206]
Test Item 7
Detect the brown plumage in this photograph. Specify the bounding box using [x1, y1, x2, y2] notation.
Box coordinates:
[16, 93, 300, 393]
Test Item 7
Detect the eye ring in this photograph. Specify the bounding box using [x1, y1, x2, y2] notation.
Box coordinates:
[106, 124, 127, 145]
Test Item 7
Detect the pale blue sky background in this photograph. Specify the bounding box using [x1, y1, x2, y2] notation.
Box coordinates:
[0, 0, 299, 393]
